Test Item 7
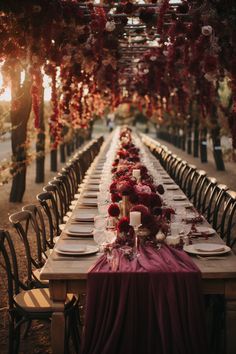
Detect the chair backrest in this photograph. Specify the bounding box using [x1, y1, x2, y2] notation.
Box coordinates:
[9, 210, 47, 289]
[22, 204, 48, 257]
[219, 190, 236, 246]
[199, 177, 217, 215]
[175, 160, 188, 188]
[211, 184, 230, 232]
[169, 157, 182, 180]
[181, 164, 197, 197]
[62, 164, 78, 198]
[0, 230, 21, 309]
[44, 182, 64, 223]
[188, 169, 207, 207]
[37, 191, 60, 247]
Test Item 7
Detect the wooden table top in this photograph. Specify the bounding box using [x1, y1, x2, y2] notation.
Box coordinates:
[40, 145, 236, 283]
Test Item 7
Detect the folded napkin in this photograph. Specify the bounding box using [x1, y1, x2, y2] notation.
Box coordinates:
[194, 244, 225, 252]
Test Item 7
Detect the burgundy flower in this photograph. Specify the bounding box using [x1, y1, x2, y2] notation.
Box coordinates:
[149, 193, 162, 208]
[138, 192, 151, 207]
[156, 184, 165, 195]
[129, 192, 139, 204]
[108, 203, 120, 217]
[162, 207, 175, 221]
[152, 207, 162, 216]
[111, 193, 122, 203]
[110, 181, 117, 194]
[117, 180, 134, 196]
[117, 217, 130, 233]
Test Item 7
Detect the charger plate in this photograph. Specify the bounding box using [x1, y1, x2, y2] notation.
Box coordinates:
[184, 243, 231, 256]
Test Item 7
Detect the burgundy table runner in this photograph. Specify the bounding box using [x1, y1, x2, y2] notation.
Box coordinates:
[82, 245, 207, 354]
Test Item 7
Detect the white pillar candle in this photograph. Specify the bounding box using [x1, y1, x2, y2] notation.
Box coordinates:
[129, 211, 141, 227]
[132, 169, 140, 180]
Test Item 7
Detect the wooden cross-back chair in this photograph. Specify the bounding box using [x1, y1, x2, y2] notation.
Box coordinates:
[9, 210, 47, 288]
[196, 176, 218, 215]
[43, 183, 65, 225]
[206, 183, 228, 225]
[0, 229, 80, 354]
[219, 190, 236, 247]
[37, 191, 60, 248]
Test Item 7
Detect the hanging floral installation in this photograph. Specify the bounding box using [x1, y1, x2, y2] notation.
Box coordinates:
[0, 0, 236, 148]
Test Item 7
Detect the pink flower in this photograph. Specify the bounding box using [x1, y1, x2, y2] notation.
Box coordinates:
[134, 183, 152, 195]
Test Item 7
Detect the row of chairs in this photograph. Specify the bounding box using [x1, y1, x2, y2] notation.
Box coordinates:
[0, 136, 104, 354]
[142, 134, 236, 248]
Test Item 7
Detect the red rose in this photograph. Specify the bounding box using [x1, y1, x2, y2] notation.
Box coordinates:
[111, 193, 122, 203]
[110, 181, 117, 193]
[108, 203, 120, 217]
[117, 217, 130, 233]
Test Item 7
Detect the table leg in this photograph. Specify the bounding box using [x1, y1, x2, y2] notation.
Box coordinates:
[225, 280, 236, 354]
[49, 281, 67, 354]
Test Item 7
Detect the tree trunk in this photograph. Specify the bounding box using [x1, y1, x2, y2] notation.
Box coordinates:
[75, 131, 80, 149]
[200, 127, 208, 163]
[66, 142, 71, 157]
[70, 136, 75, 153]
[211, 104, 225, 171]
[187, 117, 192, 154]
[50, 148, 58, 172]
[35, 86, 45, 183]
[10, 66, 32, 202]
[193, 119, 199, 158]
[60, 143, 66, 163]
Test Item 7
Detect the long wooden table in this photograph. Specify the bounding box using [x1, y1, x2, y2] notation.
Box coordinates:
[40, 140, 236, 354]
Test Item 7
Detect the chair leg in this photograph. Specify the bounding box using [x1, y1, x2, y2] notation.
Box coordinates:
[69, 311, 81, 354]
[14, 322, 21, 354]
[22, 319, 32, 338]
[8, 316, 15, 354]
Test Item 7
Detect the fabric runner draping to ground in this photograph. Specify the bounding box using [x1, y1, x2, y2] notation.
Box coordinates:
[82, 244, 208, 354]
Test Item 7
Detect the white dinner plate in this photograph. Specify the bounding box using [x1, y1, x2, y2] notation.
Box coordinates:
[85, 185, 100, 192]
[79, 198, 98, 207]
[184, 243, 231, 256]
[72, 208, 98, 221]
[65, 224, 94, 236]
[192, 226, 215, 236]
[55, 243, 99, 256]
[82, 191, 98, 198]
[173, 195, 187, 201]
[166, 186, 179, 191]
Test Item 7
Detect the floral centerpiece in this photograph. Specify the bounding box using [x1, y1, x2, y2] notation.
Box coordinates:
[107, 127, 175, 250]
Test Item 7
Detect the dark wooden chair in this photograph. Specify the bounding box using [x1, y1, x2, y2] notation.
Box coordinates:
[219, 190, 236, 247]
[207, 183, 228, 225]
[9, 210, 47, 288]
[37, 191, 60, 248]
[0, 229, 80, 354]
[197, 177, 218, 215]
